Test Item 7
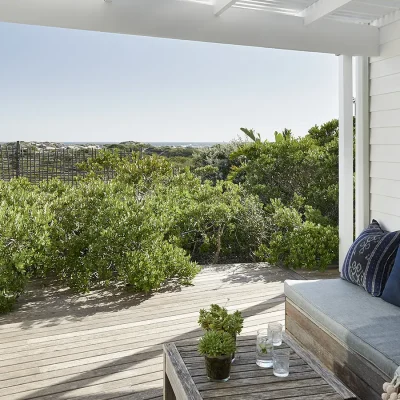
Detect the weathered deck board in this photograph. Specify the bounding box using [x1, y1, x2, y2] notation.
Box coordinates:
[0, 264, 338, 400]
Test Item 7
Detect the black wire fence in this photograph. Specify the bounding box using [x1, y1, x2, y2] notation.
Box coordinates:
[0, 142, 134, 184]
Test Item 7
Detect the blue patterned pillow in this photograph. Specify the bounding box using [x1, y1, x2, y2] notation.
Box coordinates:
[341, 220, 400, 297]
[382, 247, 400, 307]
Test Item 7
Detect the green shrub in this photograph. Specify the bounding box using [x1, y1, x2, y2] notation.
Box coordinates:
[0, 130, 342, 314]
[256, 199, 339, 270]
[47, 178, 199, 292]
[229, 124, 339, 225]
[151, 173, 266, 263]
[0, 179, 53, 311]
[198, 330, 236, 357]
[193, 141, 244, 183]
[0, 170, 201, 313]
[198, 304, 244, 337]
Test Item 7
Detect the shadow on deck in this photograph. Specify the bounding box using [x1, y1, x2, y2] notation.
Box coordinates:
[0, 263, 338, 400]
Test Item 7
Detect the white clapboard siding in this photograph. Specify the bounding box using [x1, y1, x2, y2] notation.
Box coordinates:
[370, 162, 400, 181]
[370, 110, 400, 128]
[370, 18, 400, 232]
[380, 19, 400, 45]
[371, 178, 400, 199]
[370, 144, 400, 162]
[370, 56, 400, 79]
[370, 211, 400, 231]
[370, 73, 400, 96]
[371, 193, 400, 216]
[371, 37, 400, 63]
[370, 127, 400, 144]
[370, 92, 400, 111]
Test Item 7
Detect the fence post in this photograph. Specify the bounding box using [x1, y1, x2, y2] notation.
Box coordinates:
[16, 141, 20, 178]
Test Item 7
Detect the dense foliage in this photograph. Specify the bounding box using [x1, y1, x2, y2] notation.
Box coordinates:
[256, 198, 339, 270]
[192, 140, 243, 183]
[194, 119, 340, 266]
[0, 119, 341, 312]
[198, 304, 244, 337]
[198, 330, 237, 357]
[0, 180, 52, 311]
[229, 121, 339, 225]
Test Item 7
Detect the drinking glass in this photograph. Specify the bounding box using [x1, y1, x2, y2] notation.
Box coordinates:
[256, 328, 273, 368]
[273, 348, 290, 377]
[268, 322, 283, 346]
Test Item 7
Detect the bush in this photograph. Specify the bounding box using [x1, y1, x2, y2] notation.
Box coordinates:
[256, 198, 339, 270]
[198, 304, 244, 337]
[198, 330, 236, 357]
[229, 124, 339, 225]
[150, 173, 267, 263]
[0, 179, 53, 311]
[47, 178, 199, 293]
[0, 127, 342, 313]
[193, 141, 244, 183]
[0, 171, 200, 312]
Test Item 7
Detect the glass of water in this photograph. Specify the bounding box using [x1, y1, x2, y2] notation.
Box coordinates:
[273, 348, 290, 377]
[256, 328, 273, 368]
[268, 322, 283, 346]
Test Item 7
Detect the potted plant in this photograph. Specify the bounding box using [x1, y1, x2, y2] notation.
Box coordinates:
[198, 304, 244, 361]
[198, 330, 236, 382]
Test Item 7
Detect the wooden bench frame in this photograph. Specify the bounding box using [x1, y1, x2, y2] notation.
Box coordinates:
[285, 299, 391, 400]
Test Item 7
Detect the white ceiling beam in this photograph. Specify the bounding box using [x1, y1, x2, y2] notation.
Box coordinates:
[301, 0, 353, 26]
[214, 0, 237, 16]
[0, 0, 379, 56]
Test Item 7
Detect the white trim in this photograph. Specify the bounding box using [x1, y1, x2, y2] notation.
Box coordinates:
[214, 0, 237, 16]
[301, 0, 353, 26]
[372, 9, 400, 28]
[339, 55, 354, 271]
[355, 56, 370, 236]
[0, 0, 380, 56]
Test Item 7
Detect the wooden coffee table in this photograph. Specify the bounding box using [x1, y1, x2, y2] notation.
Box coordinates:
[163, 333, 356, 400]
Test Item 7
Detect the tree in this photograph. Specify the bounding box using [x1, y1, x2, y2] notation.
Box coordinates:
[240, 128, 261, 142]
[274, 128, 293, 142]
[307, 119, 338, 146]
[230, 125, 339, 225]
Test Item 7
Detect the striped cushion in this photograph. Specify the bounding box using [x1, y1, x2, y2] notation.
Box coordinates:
[341, 220, 400, 297]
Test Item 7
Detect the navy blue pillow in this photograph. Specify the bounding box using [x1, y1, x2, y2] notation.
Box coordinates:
[341, 220, 400, 297]
[382, 247, 400, 306]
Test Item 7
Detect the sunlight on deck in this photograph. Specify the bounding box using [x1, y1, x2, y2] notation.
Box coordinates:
[0, 264, 337, 400]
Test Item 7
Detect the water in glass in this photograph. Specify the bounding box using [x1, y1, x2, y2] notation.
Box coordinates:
[256, 329, 273, 368]
[268, 322, 283, 346]
[273, 348, 290, 377]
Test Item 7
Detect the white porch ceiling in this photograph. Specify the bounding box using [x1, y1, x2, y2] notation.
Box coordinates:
[232, 0, 316, 15]
[0, 0, 398, 56]
[232, 0, 400, 25]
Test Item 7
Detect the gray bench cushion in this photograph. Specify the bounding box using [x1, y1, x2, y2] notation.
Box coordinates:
[285, 278, 400, 378]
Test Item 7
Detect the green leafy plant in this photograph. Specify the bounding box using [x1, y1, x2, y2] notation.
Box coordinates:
[0, 119, 344, 314]
[256, 198, 339, 270]
[198, 330, 236, 357]
[258, 341, 273, 354]
[47, 178, 199, 293]
[230, 122, 339, 226]
[198, 304, 244, 337]
[192, 141, 243, 182]
[0, 179, 53, 312]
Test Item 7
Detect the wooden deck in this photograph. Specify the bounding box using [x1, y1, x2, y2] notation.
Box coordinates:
[0, 264, 338, 400]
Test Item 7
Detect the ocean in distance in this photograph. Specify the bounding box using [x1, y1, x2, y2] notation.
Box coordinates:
[64, 142, 221, 148]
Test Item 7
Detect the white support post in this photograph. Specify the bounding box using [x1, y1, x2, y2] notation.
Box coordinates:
[339, 55, 354, 271]
[355, 56, 370, 237]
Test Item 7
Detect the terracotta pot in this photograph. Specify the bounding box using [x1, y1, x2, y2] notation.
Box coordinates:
[204, 354, 232, 382]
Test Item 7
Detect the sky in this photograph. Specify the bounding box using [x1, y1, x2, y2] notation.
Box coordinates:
[0, 22, 339, 143]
